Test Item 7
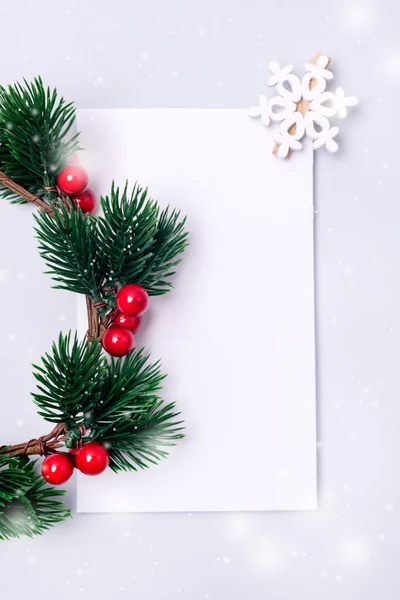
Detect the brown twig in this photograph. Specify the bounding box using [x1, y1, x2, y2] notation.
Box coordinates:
[1, 424, 68, 457]
[86, 295, 106, 341]
[0, 170, 54, 214]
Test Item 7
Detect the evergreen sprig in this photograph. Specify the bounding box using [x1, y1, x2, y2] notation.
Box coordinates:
[138, 205, 189, 295]
[0, 77, 79, 204]
[98, 183, 188, 295]
[32, 332, 106, 430]
[34, 202, 105, 298]
[33, 182, 188, 307]
[97, 401, 184, 472]
[0, 453, 69, 540]
[32, 336, 184, 471]
[89, 349, 184, 472]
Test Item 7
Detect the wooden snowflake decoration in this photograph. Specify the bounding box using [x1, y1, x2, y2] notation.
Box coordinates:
[248, 53, 358, 158]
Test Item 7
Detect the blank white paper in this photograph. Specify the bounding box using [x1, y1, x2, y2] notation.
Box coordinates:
[76, 109, 317, 512]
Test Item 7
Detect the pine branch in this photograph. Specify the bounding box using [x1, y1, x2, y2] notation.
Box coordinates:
[90, 348, 165, 422]
[11, 337, 185, 472]
[98, 182, 188, 295]
[89, 349, 184, 472]
[34, 201, 106, 298]
[32, 332, 106, 430]
[33, 182, 188, 310]
[95, 401, 184, 472]
[138, 206, 189, 295]
[0, 454, 69, 541]
[97, 182, 158, 285]
[0, 77, 79, 204]
[28, 337, 184, 471]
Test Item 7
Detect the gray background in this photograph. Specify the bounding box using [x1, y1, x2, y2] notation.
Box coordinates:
[0, 0, 397, 598]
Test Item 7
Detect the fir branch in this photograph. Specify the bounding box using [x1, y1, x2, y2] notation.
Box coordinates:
[32, 332, 107, 429]
[0, 454, 69, 541]
[139, 206, 189, 295]
[97, 182, 158, 286]
[7, 345, 184, 470]
[96, 401, 184, 472]
[89, 349, 184, 472]
[34, 201, 106, 298]
[91, 348, 165, 422]
[97, 182, 188, 295]
[0, 77, 79, 204]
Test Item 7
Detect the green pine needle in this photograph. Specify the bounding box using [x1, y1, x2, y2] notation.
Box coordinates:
[0, 453, 69, 541]
[32, 331, 107, 429]
[89, 348, 185, 472]
[0, 76, 79, 204]
[97, 182, 159, 285]
[31, 336, 184, 471]
[33, 183, 189, 305]
[98, 400, 185, 472]
[34, 201, 106, 298]
[98, 182, 189, 295]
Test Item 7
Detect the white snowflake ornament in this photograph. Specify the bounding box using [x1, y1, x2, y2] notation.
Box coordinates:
[248, 53, 358, 158]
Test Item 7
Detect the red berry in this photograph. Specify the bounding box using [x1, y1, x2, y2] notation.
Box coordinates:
[57, 165, 89, 195]
[113, 312, 141, 333]
[75, 442, 110, 476]
[102, 325, 135, 357]
[74, 189, 96, 214]
[41, 453, 74, 485]
[116, 284, 149, 317]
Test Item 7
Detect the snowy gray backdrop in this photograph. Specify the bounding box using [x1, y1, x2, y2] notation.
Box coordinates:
[0, 1, 398, 599]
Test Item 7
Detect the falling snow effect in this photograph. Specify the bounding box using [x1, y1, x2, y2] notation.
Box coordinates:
[248, 55, 358, 157]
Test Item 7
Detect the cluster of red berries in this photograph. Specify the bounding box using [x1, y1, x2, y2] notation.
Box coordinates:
[102, 284, 149, 357]
[56, 163, 96, 214]
[41, 441, 109, 485]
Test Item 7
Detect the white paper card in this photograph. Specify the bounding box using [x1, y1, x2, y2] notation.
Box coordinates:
[76, 109, 317, 512]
